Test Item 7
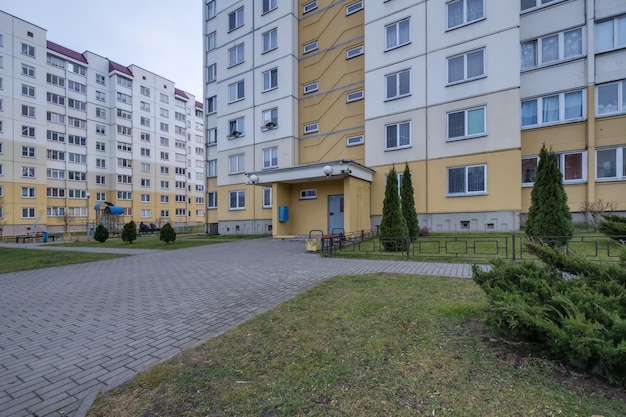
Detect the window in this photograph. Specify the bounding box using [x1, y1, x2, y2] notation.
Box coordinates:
[140, 86, 151, 96]
[96, 91, 106, 102]
[141, 132, 151, 142]
[141, 209, 151, 218]
[141, 163, 151, 172]
[346, 90, 364, 102]
[160, 180, 170, 189]
[523, 152, 586, 183]
[263, 28, 278, 52]
[47, 54, 65, 68]
[448, 164, 486, 195]
[160, 122, 169, 132]
[47, 92, 65, 105]
[141, 148, 151, 157]
[262, 108, 278, 129]
[47, 168, 65, 179]
[521, 0, 564, 13]
[385, 69, 410, 100]
[346, 45, 364, 59]
[96, 175, 106, 185]
[117, 125, 132, 136]
[96, 141, 106, 151]
[522, 90, 584, 127]
[385, 121, 410, 150]
[22, 105, 36, 117]
[22, 125, 35, 138]
[263, 187, 272, 208]
[96, 158, 106, 168]
[521, 28, 583, 70]
[117, 76, 132, 88]
[207, 96, 217, 114]
[346, 1, 363, 15]
[207, 63, 216, 83]
[303, 81, 318, 94]
[207, 31, 216, 52]
[229, 190, 245, 210]
[47, 187, 66, 197]
[22, 208, 36, 218]
[21, 146, 35, 158]
[229, 7, 244, 31]
[160, 108, 169, 118]
[68, 98, 86, 111]
[386, 18, 410, 50]
[229, 80, 245, 103]
[160, 93, 169, 103]
[303, 41, 318, 54]
[21, 187, 36, 198]
[229, 44, 244, 67]
[596, 147, 626, 180]
[22, 167, 36, 178]
[47, 73, 65, 87]
[96, 107, 106, 119]
[117, 109, 132, 120]
[447, 0, 484, 30]
[22, 43, 35, 57]
[68, 153, 87, 164]
[596, 80, 626, 116]
[141, 194, 151, 203]
[347, 135, 364, 146]
[263, 0, 277, 14]
[229, 154, 245, 174]
[22, 84, 35, 97]
[117, 141, 132, 152]
[68, 135, 86, 146]
[141, 116, 151, 127]
[68, 171, 86, 181]
[117, 92, 131, 104]
[207, 159, 217, 177]
[263, 147, 278, 169]
[229, 117, 245, 137]
[448, 48, 485, 84]
[303, 1, 318, 14]
[304, 122, 319, 134]
[160, 136, 170, 146]
[141, 101, 150, 111]
[22, 64, 36, 77]
[596, 16, 626, 52]
[207, 191, 217, 209]
[69, 63, 87, 76]
[118, 191, 133, 200]
[68, 80, 86, 94]
[96, 192, 106, 201]
[263, 68, 278, 91]
[96, 74, 106, 85]
[207, 0, 216, 19]
[447, 106, 486, 140]
[300, 189, 317, 200]
[96, 124, 106, 135]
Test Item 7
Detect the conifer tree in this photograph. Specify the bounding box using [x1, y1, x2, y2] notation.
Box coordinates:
[598, 214, 626, 240]
[401, 163, 419, 241]
[379, 165, 409, 251]
[525, 144, 573, 246]
[121, 220, 138, 244]
[159, 222, 177, 243]
[93, 224, 109, 243]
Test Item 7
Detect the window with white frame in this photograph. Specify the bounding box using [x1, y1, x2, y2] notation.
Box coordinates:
[22, 84, 35, 97]
[300, 189, 317, 200]
[263, 0, 277, 14]
[447, 0, 484, 30]
[448, 164, 486, 195]
[385, 69, 410, 100]
[47, 92, 65, 105]
[229, 190, 245, 210]
[21, 146, 35, 158]
[207, 31, 216, 51]
[22, 63, 35, 77]
[228, 7, 244, 31]
[22, 125, 35, 137]
[47, 73, 65, 87]
[263, 147, 278, 169]
[22, 105, 36, 117]
[262, 108, 278, 129]
[96, 175, 106, 185]
[346, 1, 363, 15]
[96, 158, 106, 168]
[447, 106, 486, 140]
[160, 122, 169, 132]
[521, 28, 583, 70]
[596, 79, 626, 116]
[347, 135, 364, 146]
[160, 93, 169, 103]
[22, 43, 35, 57]
[522, 157, 537, 184]
[22, 166, 36, 178]
[207, 0, 216, 19]
[521, 89, 584, 127]
[21, 187, 36, 198]
[520, 0, 565, 13]
[22, 208, 36, 218]
[263, 187, 272, 208]
[303, 40, 318, 54]
[385, 18, 410, 50]
[68, 98, 86, 111]
[596, 15, 626, 52]
[229, 117, 245, 137]
[263, 28, 278, 53]
[303, 1, 318, 14]
[522, 151, 587, 184]
[263, 68, 278, 91]
[207, 96, 217, 114]
[141, 194, 151, 203]
[385, 121, 410, 150]
[596, 147, 626, 180]
[229, 154, 245, 174]
[346, 90, 364, 102]
[304, 122, 319, 134]
[207, 159, 217, 177]
[303, 81, 318, 94]
[207, 63, 216, 83]
[96, 91, 106, 102]
[96, 74, 106, 85]
[141, 209, 151, 218]
[448, 48, 485, 84]
[229, 44, 244, 67]
[346, 45, 364, 59]
[207, 191, 217, 209]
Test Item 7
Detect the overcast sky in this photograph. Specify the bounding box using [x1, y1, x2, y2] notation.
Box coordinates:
[0, 0, 204, 98]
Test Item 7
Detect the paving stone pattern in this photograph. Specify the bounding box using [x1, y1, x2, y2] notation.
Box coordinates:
[0, 238, 478, 417]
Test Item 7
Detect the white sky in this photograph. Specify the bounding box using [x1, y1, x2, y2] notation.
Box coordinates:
[0, 0, 204, 98]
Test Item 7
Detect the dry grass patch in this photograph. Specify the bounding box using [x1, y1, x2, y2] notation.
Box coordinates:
[88, 274, 625, 417]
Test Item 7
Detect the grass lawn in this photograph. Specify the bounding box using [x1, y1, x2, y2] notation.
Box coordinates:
[87, 274, 625, 417]
[59, 233, 264, 250]
[0, 248, 126, 274]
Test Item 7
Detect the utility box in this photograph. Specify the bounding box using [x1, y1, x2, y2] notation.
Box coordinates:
[278, 206, 289, 222]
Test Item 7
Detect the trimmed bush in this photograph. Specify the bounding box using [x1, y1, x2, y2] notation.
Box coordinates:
[93, 224, 109, 243]
[121, 220, 138, 244]
[159, 223, 176, 244]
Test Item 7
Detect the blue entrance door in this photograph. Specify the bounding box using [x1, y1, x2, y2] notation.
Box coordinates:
[328, 194, 344, 234]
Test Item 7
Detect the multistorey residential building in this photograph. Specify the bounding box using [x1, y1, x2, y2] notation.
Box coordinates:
[0, 11, 205, 236]
[204, 0, 626, 236]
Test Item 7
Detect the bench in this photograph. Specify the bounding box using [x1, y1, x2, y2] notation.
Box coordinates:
[15, 233, 61, 243]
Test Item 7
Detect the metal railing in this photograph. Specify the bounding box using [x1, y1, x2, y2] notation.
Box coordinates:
[321, 232, 624, 262]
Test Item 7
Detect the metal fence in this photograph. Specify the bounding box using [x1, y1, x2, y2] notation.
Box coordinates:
[321, 231, 624, 262]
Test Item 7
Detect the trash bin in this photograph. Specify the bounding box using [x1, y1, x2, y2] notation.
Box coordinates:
[306, 230, 323, 252]
[42, 231, 48, 243]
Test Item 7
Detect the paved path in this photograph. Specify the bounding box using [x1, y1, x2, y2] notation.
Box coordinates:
[0, 239, 481, 417]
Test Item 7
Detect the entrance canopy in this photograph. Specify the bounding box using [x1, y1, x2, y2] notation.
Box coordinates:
[245, 159, 375, 185]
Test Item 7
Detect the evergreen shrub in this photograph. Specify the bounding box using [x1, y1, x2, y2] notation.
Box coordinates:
[93, 224, 109, 243]
[121, 220, 138, 244]
[159, 223, 176, 244]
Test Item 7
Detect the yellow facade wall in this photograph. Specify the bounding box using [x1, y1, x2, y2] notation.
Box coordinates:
[520, 122, 587, 155]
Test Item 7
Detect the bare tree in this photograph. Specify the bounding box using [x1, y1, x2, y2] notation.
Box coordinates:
[579, 199, 617, 231]
[61, 210, 76, 240]
[0, 197, 6, 240]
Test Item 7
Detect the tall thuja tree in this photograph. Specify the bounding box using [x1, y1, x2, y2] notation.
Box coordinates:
[401, 163, 419, 241]
[380, 165, 409, 251]
[525, 144, 573, 246]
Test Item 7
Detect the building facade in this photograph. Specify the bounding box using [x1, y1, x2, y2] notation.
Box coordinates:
[203, 0, 626, 236]
[0, 11, 205, 236]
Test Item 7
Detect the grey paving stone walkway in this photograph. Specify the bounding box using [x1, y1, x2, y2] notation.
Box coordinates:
[0, 238, 482, 417]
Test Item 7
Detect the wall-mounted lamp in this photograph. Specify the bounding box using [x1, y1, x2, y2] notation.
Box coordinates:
[249, 174, 258, 184]
[323, 165, 333, 177]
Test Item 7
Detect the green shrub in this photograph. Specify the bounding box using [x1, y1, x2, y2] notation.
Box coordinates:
[159, 223, 176, 244]
[379, 165, 408, 251]
[598, 214, 626, 241]
[121, 220, 138, 244]
[401, 163, 419, 241]
[93, 224, 109, 243]
[473, 244, 626, 387]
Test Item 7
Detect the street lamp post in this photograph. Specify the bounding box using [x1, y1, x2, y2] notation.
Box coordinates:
[86, 192, 91, 241]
